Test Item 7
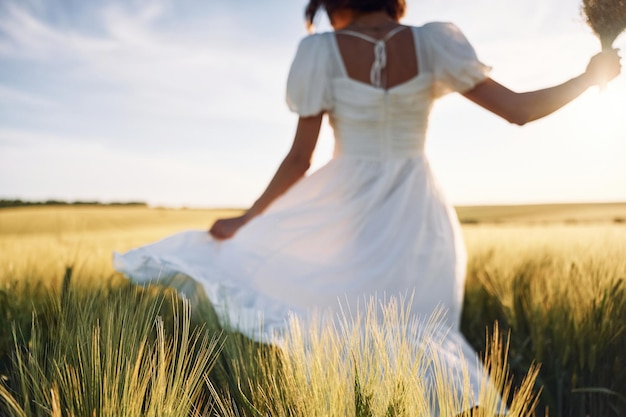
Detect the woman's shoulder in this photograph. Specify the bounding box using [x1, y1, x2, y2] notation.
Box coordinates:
[417, 22, 478, 56]
[297, 31, 334, 46]
[419, 21, 465, 38]
[292, 32, 334, 58]
[287, 32, 334, 117]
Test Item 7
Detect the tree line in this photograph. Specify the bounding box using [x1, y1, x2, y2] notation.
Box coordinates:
[0, 199, 147, 208]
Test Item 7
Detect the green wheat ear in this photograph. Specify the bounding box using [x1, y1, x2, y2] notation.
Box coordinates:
[0, 291, 224, 417]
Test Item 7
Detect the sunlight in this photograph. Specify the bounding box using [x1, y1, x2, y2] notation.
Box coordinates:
[569, 80, 626, 142]
[309, 118, 335, 172]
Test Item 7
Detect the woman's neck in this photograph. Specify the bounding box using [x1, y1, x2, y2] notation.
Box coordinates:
[345, 10, 398, 31]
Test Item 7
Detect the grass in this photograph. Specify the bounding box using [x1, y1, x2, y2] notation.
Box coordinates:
[0, 278, 539, 417]
[461, 224, 626, 416]
[0, 283, 224, 417]
[0, 206, 239, 284]
[1, 205, 625, 416]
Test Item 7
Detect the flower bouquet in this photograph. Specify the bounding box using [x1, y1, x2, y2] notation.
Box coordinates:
[582, 0, 625, 89]
[582, 0, 626, 50]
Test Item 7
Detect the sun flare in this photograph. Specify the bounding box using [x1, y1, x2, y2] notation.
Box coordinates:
[569, 78, 626, 140]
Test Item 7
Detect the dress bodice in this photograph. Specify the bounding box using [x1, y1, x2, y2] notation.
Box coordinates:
[285, 22, 491, 160]
[328, 26, 433, 159]
[329, 75, 434, 159]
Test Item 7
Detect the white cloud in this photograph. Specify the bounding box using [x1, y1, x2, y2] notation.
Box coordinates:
[0, 3, 117, 60]
[0, 0, 297, 161]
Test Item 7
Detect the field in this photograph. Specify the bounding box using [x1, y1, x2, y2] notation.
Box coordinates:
[0, 204, 625, 416]
[456, 202, 626, 224]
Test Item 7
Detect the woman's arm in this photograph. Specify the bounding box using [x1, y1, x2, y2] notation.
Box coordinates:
[209, 113, 323, 239]
[463, 50, 621, 125]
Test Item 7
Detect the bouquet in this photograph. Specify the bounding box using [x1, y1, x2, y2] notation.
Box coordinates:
[582, 0, 626, 50]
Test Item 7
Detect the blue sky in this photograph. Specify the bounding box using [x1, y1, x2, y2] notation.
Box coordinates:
[1, 0, 625, 207]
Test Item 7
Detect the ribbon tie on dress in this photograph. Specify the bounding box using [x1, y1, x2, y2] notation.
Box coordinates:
[371, 40, 387, 88]
[339, 25, 407, 89]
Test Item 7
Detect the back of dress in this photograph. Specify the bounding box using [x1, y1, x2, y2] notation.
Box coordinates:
[331, 25, 434, 160]
[286, 22, 491, 160]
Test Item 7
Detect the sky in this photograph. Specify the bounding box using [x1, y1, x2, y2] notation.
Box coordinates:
[0, 0, 625, 208]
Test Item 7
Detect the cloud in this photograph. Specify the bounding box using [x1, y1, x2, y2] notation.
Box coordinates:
[0, 0, 297, 156]
[0, 2, 117, 61]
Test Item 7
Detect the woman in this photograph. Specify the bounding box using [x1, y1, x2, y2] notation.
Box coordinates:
[115, 0, 621, 412]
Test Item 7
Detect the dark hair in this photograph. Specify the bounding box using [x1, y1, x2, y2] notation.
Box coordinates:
[305, 0, 406, 29]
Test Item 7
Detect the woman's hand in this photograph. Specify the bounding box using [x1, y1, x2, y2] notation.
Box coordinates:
[209, 214, 250, 240]
[584, 49, 622, 86]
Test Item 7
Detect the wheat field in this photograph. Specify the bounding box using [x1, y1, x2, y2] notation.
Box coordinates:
[1, 204, 625, 416]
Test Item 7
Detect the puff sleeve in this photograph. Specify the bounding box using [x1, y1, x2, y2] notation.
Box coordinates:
[422, 22, 491, 98]
[286, 34, 333, 117]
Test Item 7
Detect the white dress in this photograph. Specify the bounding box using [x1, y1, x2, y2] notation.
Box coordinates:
[114, 22, 498, 411]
